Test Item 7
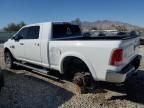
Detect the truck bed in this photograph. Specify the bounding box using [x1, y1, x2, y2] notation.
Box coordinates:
[53, 35, 139, 40]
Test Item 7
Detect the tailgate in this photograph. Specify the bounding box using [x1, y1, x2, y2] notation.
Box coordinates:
[122, 36, 140, 64]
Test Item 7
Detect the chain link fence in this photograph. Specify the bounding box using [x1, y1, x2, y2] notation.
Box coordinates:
[0, 32, 16, 43]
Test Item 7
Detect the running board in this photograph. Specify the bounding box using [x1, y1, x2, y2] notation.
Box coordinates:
[13, 61, 48, 74]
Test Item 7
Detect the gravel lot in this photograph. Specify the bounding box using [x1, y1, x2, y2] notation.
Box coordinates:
[1, 45, 144, 108]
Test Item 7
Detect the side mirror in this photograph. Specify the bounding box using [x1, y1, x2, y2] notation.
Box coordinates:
[14, 35, 23, 41]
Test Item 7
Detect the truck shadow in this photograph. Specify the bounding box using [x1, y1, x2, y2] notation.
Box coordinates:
[0, 69, 74, 108]
[97, 70, 144, 105]
[26, 68, 144, 105]
[2, 67, 144, 106]
[14, 66, 144, 104]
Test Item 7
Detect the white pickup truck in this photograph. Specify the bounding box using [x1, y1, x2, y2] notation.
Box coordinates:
[4, 22, 141, 90]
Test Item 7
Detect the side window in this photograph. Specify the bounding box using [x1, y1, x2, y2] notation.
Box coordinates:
[52, 24, 81, 39]
[16, 28, 28, 39]
[27, 26, 40, 39]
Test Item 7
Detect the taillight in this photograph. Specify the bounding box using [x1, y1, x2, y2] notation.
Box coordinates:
[110, 48, 123, 66]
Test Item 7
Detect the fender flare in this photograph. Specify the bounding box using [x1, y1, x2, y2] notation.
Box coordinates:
[4, 47, 16, 59]
[59, 52, 98, 80]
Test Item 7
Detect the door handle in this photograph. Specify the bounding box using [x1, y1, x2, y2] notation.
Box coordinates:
[34, 43, 39, 46]
[10, 45, 15, 49]
[20, 43, 24, 45]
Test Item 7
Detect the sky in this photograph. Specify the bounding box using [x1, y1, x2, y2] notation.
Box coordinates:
[0, 0, 144, 28]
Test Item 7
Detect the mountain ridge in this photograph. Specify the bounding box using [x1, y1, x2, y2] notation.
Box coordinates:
[81, 20, 144, 31]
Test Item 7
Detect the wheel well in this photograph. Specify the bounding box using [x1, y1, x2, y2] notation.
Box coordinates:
[4, 48, 14, 59]
[4, 48, 10, 54]
[62, 56, 90, 75]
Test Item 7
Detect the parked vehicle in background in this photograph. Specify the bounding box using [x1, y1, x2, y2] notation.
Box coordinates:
[4, 22, 141, 92]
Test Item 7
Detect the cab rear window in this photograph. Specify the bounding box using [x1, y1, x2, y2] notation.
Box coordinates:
[52, 24, 81, 39]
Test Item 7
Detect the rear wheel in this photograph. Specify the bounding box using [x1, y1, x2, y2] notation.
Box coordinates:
[73, 72, 93, 93]
[63, 57, 95, 93]
[4, 51, 15, 69]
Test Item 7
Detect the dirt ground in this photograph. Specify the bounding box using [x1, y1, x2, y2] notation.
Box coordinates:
[1, 45, 144, 108]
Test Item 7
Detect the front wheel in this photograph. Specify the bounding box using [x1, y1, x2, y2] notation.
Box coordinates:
[4, 51, 15, 69]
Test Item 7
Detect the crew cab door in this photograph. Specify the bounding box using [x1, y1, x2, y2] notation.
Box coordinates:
[24, 26, 41, 63]
[12, 28, 28, 59]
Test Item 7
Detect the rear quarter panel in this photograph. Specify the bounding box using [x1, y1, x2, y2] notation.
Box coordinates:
[49, 40, 121, 81]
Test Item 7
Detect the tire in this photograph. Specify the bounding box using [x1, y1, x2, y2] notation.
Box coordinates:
[4, 51, 15, 69]
[0, 71, 4, 92]
[73, 72, 92, 93]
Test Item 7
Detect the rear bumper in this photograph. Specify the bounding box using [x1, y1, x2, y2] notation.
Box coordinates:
[106, 55, 141, 83]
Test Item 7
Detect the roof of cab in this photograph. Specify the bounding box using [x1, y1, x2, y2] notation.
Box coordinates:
[24, 22, 52, 27]
[23, 22, 75, 27]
